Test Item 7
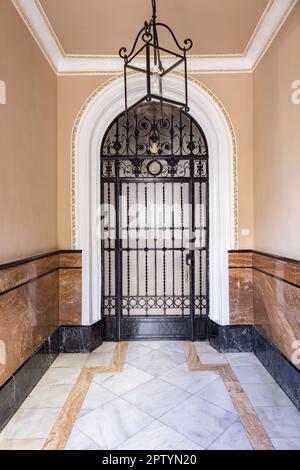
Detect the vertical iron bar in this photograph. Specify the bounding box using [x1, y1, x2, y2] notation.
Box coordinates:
[184, 51, 188, 110]
[172, 182, 175, 309]
[136, 183, 139, 307]
[163, 183, 166, 315]
[145, 183, 149, 315]
[127, 183, 130, 316]
[154, 182, 158, 304]
[189, 161, 195, 341]
[181, 183, 184, 317]
[100, 176, 105, 319]
[108, 183, 112, 316]
[146, 42, 151, 97]
[115, 165, 122, 342]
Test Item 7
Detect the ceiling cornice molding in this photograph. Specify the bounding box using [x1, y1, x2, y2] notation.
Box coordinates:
[12, 0, 298, 75]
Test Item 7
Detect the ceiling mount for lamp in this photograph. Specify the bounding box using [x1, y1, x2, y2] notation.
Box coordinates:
[119, 0, 193, 113]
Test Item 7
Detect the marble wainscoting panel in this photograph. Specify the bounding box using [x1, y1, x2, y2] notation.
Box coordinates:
[253, 269, 300, 372]
[253, 253, 299, 286]
[0, 254, 59, 294]
[0, 271, 59, 387]
[59, 253, 82, 269]
[59, 269, 82, 326]
[228, 252, 253, 268]
[229, 268, 254, 325]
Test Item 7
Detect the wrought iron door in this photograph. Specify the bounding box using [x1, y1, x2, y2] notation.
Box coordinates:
[101, 102, 209, 341]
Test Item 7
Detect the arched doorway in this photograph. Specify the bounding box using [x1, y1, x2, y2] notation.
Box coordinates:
[73, 73, 237, 329]
[101, 101, 209, 341]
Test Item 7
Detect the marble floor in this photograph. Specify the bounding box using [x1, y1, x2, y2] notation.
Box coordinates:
[1, 341, 300, 451]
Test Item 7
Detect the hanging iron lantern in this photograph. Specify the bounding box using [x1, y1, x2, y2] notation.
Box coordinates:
[119, 0, 193, 113]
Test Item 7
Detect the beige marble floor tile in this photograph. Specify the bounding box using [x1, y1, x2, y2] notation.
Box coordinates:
[92, 342, 116, 354]
[0, 439, 46, 450]
[1, 409, 61, 440]
[38, 367, 82, 386]
[21, 385, 73, 409]
[85, 352, 114, 368]
[52, 354, 89, 369]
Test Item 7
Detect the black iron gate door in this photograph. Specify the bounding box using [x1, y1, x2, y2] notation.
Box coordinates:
[101, 102, 209, 341]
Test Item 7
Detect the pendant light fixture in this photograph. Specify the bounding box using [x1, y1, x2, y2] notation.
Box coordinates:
[119, 0, 193, 113]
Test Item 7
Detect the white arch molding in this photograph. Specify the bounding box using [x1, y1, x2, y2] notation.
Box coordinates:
[73, 74, 237, 327]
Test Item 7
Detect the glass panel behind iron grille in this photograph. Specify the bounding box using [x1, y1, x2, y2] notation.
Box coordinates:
[121, 181, 190, 316]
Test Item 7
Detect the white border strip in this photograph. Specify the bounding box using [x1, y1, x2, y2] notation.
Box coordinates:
[12, 0, 298, 74]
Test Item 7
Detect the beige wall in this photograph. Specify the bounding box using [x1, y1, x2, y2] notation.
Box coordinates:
[57, 73, 254, 250]
[253, 2, 300, 260]
[0, 1, 57, 263]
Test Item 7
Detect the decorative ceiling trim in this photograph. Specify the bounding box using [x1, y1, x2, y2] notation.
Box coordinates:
[12, 0, 298, 75]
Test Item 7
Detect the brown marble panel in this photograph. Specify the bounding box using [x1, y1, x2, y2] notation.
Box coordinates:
[253, 270, 300, 371]
[229, 268, 254, 325]
[0, 255, 59, 295]
[59, 253, 82, 269]
[229, 252, 253, 268]
[253, 253, 298, 286]
[0, 271, 59, 387]
[59, 269, 82, 326]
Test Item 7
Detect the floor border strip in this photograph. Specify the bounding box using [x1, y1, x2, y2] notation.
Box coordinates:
[43, 342, 128, 451]
[183, 341, 275, 451]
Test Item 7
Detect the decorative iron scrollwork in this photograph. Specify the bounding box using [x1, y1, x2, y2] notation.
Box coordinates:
[101, 102, 208, 159]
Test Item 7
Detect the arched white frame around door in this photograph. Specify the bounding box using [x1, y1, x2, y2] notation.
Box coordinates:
[73, 74, 237, 326]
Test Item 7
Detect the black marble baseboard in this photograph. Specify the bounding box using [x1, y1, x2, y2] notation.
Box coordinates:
[253, 328, 300, 411]
[208, 320, 300, 411]
[208, 320, 254, 353]
[0, 329, 59, 432]
[103, 316, 208, 341]
[0, 322, 103, 432]
[59, 320, 103, 353]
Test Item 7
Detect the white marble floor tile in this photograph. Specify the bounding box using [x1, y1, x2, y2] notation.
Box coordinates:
[195, 342, 218, 354]
[1, 408, 60, 440]
[208, 422, 252, 450]
[193, 377, 236, 414]
[232, 365, 275, 384]
[255, 406, 300, 438]
[38, 367, 81, 386]
[138, 341, 182, 351]
[52, 353, 88, 369]
[243, 383, 294, 407]
[271, 437, 300, 450]
[93, 364, 153, 395]
[159, 395, 237, 448]
[81, 382, 116, 410]
[85, 352, 113, 368]
[75, 397, 154, 449]
[117, 421, 203, 450]
[65, 427, 102, 450]
[160, 363, 209, 390]
[92, 342, 116, 354]
[225, 353, 261, 367]
[21, 385, 73, 409]
[122, 378, 190, 418]
[0, 439, 46, 450]
[186, 371, 221, 394]
[129, 349, 186, 376]
[126, 343, 153, 362]
[92, 370, 116, 386]
[198, 352, 228, 365]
